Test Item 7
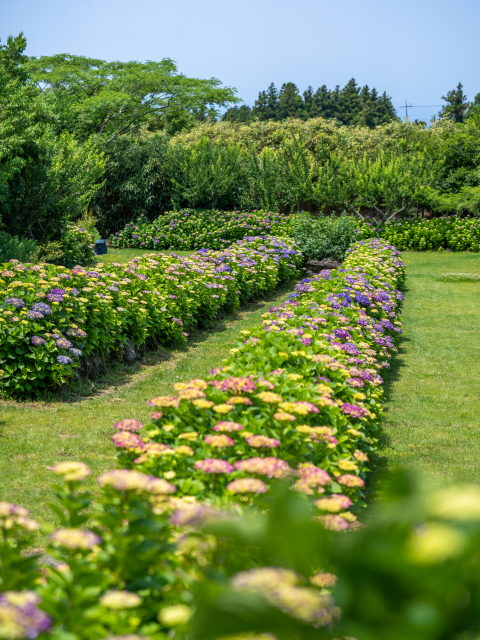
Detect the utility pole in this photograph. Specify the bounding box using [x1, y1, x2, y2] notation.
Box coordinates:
[405, 99, 408, 121]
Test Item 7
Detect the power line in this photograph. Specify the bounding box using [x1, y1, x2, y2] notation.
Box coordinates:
[396, 100, 443, 120]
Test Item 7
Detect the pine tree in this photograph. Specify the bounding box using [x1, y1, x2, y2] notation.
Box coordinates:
[276, 82, 306, 120]
[440, 83, 470, 123]
[252, 90, 268, 120]
[375, 91, 398, 125]
[265, 82, 279, 119]
[338, 78, 362, 125]
[303, 86, 313, 117]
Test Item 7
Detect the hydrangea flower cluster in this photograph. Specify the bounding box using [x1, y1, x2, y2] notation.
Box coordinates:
[0, 235, 302, 397]
[113, 239, 405, 529]
[110, 209, 294, 251]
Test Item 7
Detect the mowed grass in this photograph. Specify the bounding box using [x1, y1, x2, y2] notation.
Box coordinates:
[0, 282, 295, 521]
[376, 251, 480, 488]
[97, 247, 193, 264]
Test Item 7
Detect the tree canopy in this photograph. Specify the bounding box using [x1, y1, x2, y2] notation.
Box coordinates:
[222, 79, 399, 128]
[440, 82, 470, 123]
[26, 54, 239, 143]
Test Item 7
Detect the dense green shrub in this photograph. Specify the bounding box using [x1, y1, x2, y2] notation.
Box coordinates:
[109, 209, 293, 250]
[38, 224, 96, 269]
[0, 231, 38, 263]
[0, 236, 301, 397]
[91, 136, 174, 236]
[292, 212, 358, 261]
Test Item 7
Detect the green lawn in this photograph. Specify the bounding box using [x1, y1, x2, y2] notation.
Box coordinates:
[0, 283, 295, 521]
[376, 251, 480, 489]
[97, 247, 193, 264]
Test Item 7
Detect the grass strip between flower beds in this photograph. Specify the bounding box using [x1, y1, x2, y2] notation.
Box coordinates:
[0, 236, 302, 397]
[112, 238, 405, 527]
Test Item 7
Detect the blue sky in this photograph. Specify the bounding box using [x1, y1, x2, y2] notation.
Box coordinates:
[3, 0, 479, 124]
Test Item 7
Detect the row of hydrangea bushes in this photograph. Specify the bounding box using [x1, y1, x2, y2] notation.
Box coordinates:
[0, 238, 405, 640]
[0, 236, 302, 396]
[111, 238, 405, 530]
[357, 216, 480, 252]
[109, 209, 293, 251]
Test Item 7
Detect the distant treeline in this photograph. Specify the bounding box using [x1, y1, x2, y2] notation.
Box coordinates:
[222, 79, 399, 128]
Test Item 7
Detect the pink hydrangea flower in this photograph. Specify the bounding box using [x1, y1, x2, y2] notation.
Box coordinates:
[341, 403, 368, 419]
[226, 478, 268, 494]
[233, 457, 292, 478]
[111, 431, 144, 450]
[212, 421, 243, 432]
[337, 474, 365, 488]
[204, 434, 235, 448]
[246, 435, 281, 448]
[113, 419, 143, 432]
[314, 495, 353, 513]
[194, 459, 233, 474]
[210, 376, 257, 393]
[317, 514, 351, 531]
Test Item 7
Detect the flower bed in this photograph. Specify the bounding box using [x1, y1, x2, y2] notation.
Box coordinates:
[357, 216, 480, 252]
[113, 239, 405, 528]
[0, 236, 302, 397]
[0, 238, 406, 640]
[109, 209, 293, 251]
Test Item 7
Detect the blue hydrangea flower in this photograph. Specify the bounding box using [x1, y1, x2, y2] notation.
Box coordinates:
[69, 348, 82, 357]
[56, 355, 72, 365]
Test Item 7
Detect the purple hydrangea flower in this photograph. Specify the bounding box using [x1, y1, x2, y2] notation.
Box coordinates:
[31, 336, 46, 346]
[26, 311, 44, 320]
[56, 338, 73, 349]
[4, 297, 25, 308]
[354, 293, 371, 307]
[69, 348, 82, 357]
[56, 355, 72, 365]
[31, 303, 52, 315]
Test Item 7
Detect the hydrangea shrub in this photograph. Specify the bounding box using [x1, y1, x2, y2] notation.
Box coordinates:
[109, 210, 294, 251]
[357, 216, 480, 252]
[0, 236, 302, 396]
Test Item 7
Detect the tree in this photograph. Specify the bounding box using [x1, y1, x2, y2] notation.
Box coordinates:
[440, 83, 470, 123]
[26, 55, 239, 143]
[252, 83, 279, 121]
[465, 92, 480, 120]
[338, 149, 438, 226]
[222, 105, 253, 123]
[0, 34, 105, 241]
[338, 78, 362, 125]
[276, 82, 307, 120]
[0, 32, 28, 81]
[303, 86, 313, 117]
[91, 136, 173, 235]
